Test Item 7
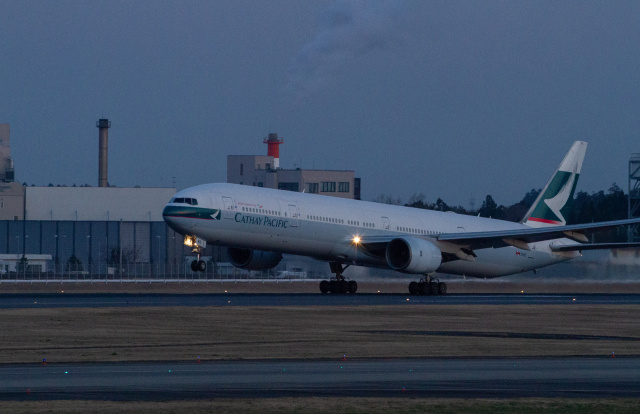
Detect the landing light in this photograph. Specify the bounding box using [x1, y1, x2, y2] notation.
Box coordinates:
[352, 236, 361, 245]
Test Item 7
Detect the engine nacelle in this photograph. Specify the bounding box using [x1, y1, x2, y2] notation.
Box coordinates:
[385, 237, 442, 274]
[227, 247, 283, 270]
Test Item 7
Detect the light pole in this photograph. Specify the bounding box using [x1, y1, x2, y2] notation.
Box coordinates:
[156, 235, 161, 279]
[14, 236, 20, 274]
[87, 235, 91, 278]
[60, 235, 66, 277]
[54, 235, 59, 274]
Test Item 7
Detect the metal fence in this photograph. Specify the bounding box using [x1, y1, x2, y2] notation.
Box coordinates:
[0, 261, 321, 282]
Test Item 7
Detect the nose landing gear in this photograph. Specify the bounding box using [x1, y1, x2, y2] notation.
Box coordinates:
[185, 235, 207, 273]
[190, 258, 206, 272]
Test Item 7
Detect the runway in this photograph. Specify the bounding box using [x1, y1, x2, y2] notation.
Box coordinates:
[2, 357, 639, 400]
[1, 292, 640, 309]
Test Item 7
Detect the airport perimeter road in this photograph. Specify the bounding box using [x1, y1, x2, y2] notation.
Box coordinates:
[2, 357, 640, 400]
[2, 293, 640, 308]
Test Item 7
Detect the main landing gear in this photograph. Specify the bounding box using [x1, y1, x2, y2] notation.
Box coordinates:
[408, 275, 447, 295]
[319, 262, 358, 294]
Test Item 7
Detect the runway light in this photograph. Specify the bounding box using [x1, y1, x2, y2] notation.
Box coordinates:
[521, 290, 524, 293]
[64, 371, 68, 374]
[573, 298, 576, 301]
[406, 298, 410, 301]
[377, 290, 381, 293]
[224, 290, 228, 293]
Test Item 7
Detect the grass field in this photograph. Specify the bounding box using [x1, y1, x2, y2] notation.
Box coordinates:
[2, 398, 640, 414]
[2, 283, 639, 412]
[1, 304, 638, 363]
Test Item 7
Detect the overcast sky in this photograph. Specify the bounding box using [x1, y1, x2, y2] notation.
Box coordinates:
[1, 0, 639, 207]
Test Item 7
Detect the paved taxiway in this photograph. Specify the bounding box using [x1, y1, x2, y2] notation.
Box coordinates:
[2, 357, 639, 400]
[2, 293, 640, 308]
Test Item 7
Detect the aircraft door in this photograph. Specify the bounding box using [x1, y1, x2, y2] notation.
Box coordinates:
[288, 204, 300, 227]
[381, 216, 390, 230]
[222, 196, 235, 219]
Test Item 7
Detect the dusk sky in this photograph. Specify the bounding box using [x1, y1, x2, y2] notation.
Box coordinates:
[1, 1, 639, 208]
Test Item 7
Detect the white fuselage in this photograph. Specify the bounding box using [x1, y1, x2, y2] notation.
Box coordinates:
[163, 183, 579, 278]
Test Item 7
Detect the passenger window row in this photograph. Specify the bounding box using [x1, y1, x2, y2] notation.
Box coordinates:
[241, 206, 281, 216]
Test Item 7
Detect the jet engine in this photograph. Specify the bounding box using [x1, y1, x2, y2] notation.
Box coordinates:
[227, 247, 283, 270]
[385, 237, 442, 274]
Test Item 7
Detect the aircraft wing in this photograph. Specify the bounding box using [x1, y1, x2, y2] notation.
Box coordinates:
[436, 218, 640, 251]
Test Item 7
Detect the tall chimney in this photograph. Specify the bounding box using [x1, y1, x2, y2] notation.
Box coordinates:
[263, 133, 284, 169]
[96, 119, 110, 187]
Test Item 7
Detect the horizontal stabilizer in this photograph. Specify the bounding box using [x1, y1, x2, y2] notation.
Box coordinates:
[550, 242, 640, 252]
[438, 218, 640, 250]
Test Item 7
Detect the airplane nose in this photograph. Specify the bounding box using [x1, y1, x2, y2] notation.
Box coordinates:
[162, 205, 180, 231]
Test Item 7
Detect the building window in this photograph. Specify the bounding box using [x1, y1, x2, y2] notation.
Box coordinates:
[306, 183, 319, 193]
[258, 182, 263, 187]
[278, 182, 299, 192]
[240, 163, 244, 176]
[321, 181, 336, 192]
[266, 163, 271, 170]
[338, 182, 349, 192]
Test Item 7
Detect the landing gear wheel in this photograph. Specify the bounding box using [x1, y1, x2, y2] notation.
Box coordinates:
[190, 260, 198, 272]
[409, 281, 418, 295]
[438, 282, 447, 295]
[197, 260, 206, 272]
[430, 282, 439, 295]
[324, 262, 358, 294]
[419, 282, 430, 295]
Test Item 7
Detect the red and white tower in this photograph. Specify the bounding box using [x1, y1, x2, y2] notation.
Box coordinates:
[263, 133, 284, 169]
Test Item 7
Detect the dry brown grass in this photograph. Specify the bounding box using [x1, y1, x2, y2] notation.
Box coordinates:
[1, 304, 638, 364]
[2, 398, 640, 414]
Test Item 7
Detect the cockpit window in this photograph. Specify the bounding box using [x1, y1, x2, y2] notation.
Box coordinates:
[171, 197, 198, 205]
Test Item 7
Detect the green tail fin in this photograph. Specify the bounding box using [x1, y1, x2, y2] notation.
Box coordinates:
[522, 141, 587, 227]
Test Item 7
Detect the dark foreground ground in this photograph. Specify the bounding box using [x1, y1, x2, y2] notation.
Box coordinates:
[1, 280, 639, 412]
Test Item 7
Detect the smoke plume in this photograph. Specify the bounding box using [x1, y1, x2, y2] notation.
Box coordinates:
[285, 0, 408, 102]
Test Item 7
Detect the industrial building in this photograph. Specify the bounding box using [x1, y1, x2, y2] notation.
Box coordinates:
[0, 122, 202, 277]
[0, 124, 362, 278]
[227, 133, 361, 200]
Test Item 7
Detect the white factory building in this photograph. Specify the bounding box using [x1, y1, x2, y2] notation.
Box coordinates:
[0, 122, 208, 277]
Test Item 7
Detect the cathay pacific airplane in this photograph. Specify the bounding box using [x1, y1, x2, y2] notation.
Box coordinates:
[163, 141, 640, 295]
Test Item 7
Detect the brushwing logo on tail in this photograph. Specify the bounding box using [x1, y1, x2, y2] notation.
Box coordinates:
[528, 170, 578, 226]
